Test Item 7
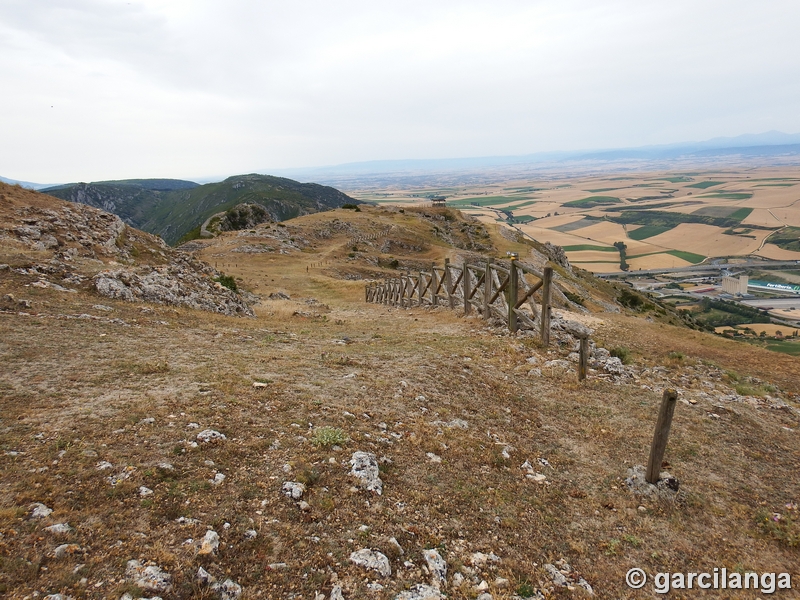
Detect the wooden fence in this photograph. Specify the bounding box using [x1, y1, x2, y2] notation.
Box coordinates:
[365, 258, 554, 343]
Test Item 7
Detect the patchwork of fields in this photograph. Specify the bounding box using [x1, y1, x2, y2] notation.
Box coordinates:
[350, 168, 800, 272]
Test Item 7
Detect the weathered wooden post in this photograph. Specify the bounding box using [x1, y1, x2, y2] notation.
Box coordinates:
[399, 277, 406, 307]
[463, 264, 472, 315]
[508, 256, 518, 332]
[445, 258, 454, 309]
[578, 336, 589, 381]
[483, 260, 491, 319]
[418, 271, 424, 306]
[540, 266, 553, 345]
[646, 389, 679, 484]
[431, 264, 439, 306]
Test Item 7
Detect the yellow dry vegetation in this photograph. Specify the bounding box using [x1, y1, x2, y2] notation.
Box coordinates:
[565, 250, 619, 262]
[754, 243, 800, 260]
[627, 253, 693, 270]
[716, 323, 800, 336]
[572, 261, 621, 273]
[645, 224, 771, 255]
[742, 209, 784, 227]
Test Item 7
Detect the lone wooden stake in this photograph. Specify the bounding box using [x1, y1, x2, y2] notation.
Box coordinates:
[540, 266, 553, 345]
[483, 260, 491, 319]
[508, 260, 518, 332]
[463, 264, 471, 315]
[578, 336, 589, 381]
[646, 389, 679, 484]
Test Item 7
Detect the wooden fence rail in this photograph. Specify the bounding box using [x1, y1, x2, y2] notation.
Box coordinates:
[365, 258, 554, 343]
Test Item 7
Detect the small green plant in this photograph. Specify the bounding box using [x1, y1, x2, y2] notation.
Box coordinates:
[515, 581, 536, 597]
[756, 508, 799, 547]
[563, 291, 585, 306]
[610, 346, 632, 364]
[215, 274, 238, 292]
[668, 351, 685, 361]
[310, 426, 349, 448]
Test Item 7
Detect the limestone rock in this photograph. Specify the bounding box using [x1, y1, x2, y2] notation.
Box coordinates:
[349, 451, 383, 495]
[349, 548, 391, 577]
[394, 584, 445, 600]
[125, 560, 172, 593]
[197, 429, 227, 444]
[45, 523, 73, 534]
[422, 548, 447, 588]
[282, 481, 306, 500]
[29, 502, 53, 519]
[198, 530, 220, 555]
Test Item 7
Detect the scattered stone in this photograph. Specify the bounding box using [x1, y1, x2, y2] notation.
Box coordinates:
[28, 502, 53, 519]
[394, 584, 445, 600]
[45, 523, 73, 534]
[349, 549, 391, 577]
[252, 381, 269, 388]
[544, 563, 567, 587]
[426, 452, 442, 463]
[139, 486, 154, 497]
[269, 292, 290, 300]
[470, 552, 501, 568]
[282, 481, 306, 500]
[476, 594, 493, 600]
[244, 529, 257, 540]
[211, 472, 226, 485]
[388, 536, 404, 556]
[349, 452, 383, 495]
[198, 530, 220, 555]
[544, 359, 572, 371]
[423, 548, 447, 588]
[494, 577, 510, 589]
[625, 465, 681, 499]
[43, 595, 75, 600]
[474, 580, 489, 592]
[53, 543, 81, 558]
[197, 429, 227, 444]
[330, 585, 346, 600]
[196, 567, 242, 599]
[125, 560, 172, 593]
[298, 500, 312, 511]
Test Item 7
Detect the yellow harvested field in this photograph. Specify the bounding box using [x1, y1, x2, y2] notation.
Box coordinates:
[516, 224, 599, 247]
[627, 253, 692, 270]
[530, 213, 586, 228]
[769, 205, 800, 227]
[573, 262, 621, 273]
[716, 324, 800, 336]
[742, 209, 784, 227]
[566, 250, 620, 262]
[645, 224, 771, 255]
[754, 243, 800, 261]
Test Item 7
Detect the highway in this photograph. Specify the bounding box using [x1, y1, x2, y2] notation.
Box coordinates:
[593, 260, 800, 279]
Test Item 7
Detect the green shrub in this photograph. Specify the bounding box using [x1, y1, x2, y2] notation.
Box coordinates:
[311, 426, 349, 448]
[610, 346, 632, 364]
[214, 274, 238, 292]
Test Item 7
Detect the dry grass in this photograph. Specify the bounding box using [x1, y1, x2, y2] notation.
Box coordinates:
[0, 193, 798, 598]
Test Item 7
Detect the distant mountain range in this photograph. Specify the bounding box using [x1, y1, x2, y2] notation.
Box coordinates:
[39, 174, 356, 245]
[265, 131, 800, 183]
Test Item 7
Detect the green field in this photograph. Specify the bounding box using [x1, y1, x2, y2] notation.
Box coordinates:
[628, 225, 672, 240]
[743, 338, 800, 356]
[660, 176, 694, 183]
[687, 181, 726, 189]
[505, 200, 538, 210]
[698, 192, 753, 200]
[563, 196, 621, 208]
[768, 227, 800, 252]
[728, 207, 754, 220]
[562, 244, 616, 252]
[667, 250, 706, 264]
[585, 187, 624, 193]
[448, 196, 529, 207]
[755, 183, 796, 187]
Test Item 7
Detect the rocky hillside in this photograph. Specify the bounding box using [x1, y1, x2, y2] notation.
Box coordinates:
[0, 182, 253, 317]
[44, 174, 359, 245]
[0, 189, 797, 599]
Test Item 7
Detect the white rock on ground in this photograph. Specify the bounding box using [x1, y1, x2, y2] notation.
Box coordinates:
[196, 566, 242, 599]
[197, 429, 227, 443]
[282, 481, 306, 500]
[53, 544, 81, 558]
[349, 549, 391, 577]
[45, 523, 73, 534]
[125, 560, 173, 593]
[349, 452, 383, 495]
[422, 549, 447, 588]
[394, 584, 445, 600]
[198, 530, 220, 555]
[29, 502, 53, 519]
[329, 584, 346, 600]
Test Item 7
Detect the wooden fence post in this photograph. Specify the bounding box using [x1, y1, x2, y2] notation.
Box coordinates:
[418, 271, 424, 306]
[508, 260, 518, 332]
[540, 266, 553, 345]
[483, 260, 491, 319]
[431, 264, 439, 306]
[646, 389, 679, 484]
[578, 336, 589, 381]
[445, 258, 454, 309]
[463, 264, 471, 315]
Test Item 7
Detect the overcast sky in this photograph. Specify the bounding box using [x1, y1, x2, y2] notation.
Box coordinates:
[2, 0, 800, 182]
